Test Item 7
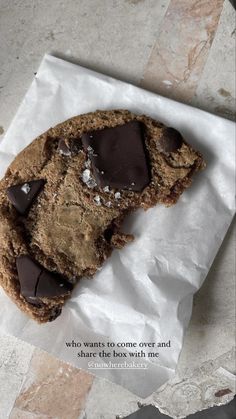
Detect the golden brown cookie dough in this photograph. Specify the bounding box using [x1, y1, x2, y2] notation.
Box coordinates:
[0, 110, 205, 322]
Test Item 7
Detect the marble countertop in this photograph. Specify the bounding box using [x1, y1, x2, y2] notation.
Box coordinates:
[0, 1, 235, 418]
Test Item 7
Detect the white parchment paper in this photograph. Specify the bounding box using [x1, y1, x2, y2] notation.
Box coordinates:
[0, 54, 235, 397]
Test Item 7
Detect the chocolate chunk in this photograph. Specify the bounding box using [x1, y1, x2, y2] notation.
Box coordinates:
[81, 121, 150, 191]
[157, 127, 183, 153]
[24, 296, 44, 308]
[58, 138, 81, 156]
[58, 139, 71, 156]
[16, 255, 41, 297]
[16, 255, 72, 300]
[36, 270, 73, 298]
[7, 179, 45, 215]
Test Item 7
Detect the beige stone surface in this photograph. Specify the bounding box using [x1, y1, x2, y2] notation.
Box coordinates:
[0, 334, 34, 419]
[178, 221, 236, 372]
[10, 408, 50, 419]
[141, 0, 225, 102]
[11, 349, 93, 419]
[79, 377, 140, 419]
[192, 0, 236, 119]
[0, 0, 171, 135]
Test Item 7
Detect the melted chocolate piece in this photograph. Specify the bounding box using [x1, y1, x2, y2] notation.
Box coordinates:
[7, 179, 45, 215]
[16, 255, 72, 300]
[81, 121, 150, 191]
[36, 270, 73, 298]
[157, 127, 183, 153]
[16, 255, 41, 297]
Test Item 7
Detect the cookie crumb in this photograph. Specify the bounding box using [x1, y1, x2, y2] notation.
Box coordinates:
[103, 186, 110, 192]
[215, 388, 232, 397]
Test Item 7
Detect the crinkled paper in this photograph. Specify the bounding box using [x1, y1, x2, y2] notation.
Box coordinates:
[0, 55, 235, 397]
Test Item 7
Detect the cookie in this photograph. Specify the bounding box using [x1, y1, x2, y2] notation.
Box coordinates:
[0, 110, 205, 322]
